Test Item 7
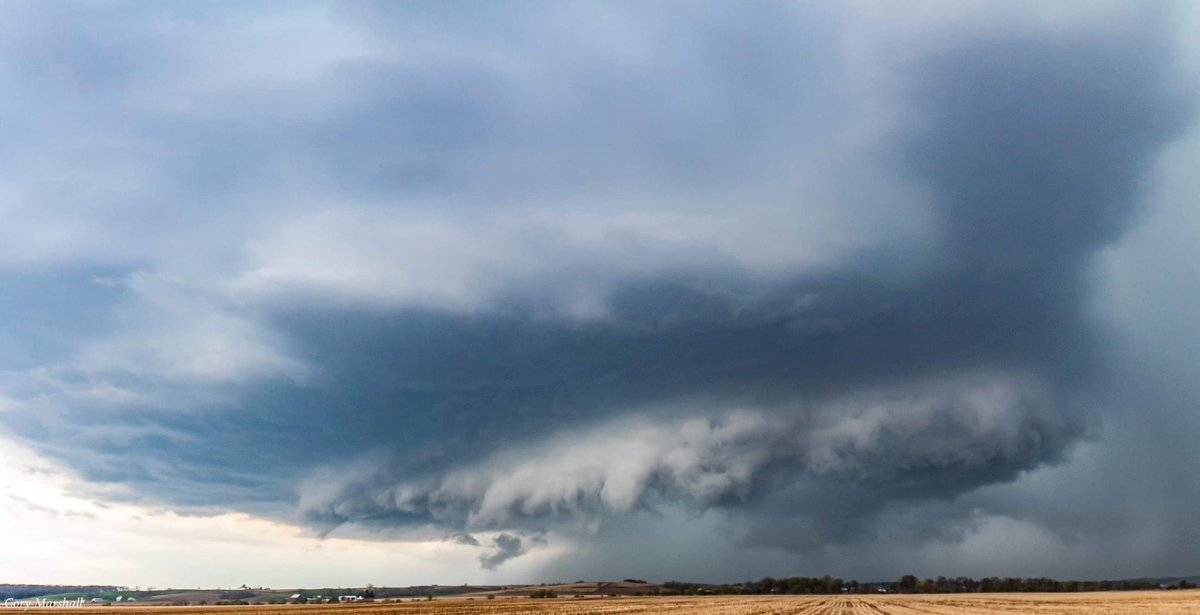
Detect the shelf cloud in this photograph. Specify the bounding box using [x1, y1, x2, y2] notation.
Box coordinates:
[0, 1, 1197, 580]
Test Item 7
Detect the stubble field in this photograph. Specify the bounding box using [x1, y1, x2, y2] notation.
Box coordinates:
[57, 591, 1200, 614]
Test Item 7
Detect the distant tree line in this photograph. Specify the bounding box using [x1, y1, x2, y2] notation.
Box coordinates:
[661, 575, 1196, 595]
[888, 575, 1193, 593]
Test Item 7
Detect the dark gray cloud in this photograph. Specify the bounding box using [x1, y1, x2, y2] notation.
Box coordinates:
[0, 1, 1196, 578]
[478, 533, 528, 571]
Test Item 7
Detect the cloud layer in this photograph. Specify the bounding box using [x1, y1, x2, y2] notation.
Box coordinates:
[1, 1, 1198, 580]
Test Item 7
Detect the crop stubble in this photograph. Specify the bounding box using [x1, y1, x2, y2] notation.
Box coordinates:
[52, 591, 1200, 614]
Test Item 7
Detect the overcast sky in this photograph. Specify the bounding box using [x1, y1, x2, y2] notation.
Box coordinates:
[2, 1, 1199, 588]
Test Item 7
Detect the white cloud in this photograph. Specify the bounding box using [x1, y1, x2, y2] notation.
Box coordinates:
[299, 371, 1069, 549]
[68, 273, 308, 390]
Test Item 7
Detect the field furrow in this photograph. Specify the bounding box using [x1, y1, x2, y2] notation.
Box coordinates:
[43, 591, 1200, 614]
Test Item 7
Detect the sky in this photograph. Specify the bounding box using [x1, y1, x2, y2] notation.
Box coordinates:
[1, 0, 1199, 588]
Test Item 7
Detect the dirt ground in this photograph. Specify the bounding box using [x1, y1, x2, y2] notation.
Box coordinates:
[44, 590, 1200, 613]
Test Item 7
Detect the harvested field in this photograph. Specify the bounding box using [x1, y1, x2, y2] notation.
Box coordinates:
[54, 591, 1200, 613]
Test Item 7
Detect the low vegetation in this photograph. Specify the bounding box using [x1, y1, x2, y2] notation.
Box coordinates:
[663, 574, 1196, 595]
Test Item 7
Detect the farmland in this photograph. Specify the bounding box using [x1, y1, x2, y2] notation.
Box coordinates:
[48, 591, 1200, 614]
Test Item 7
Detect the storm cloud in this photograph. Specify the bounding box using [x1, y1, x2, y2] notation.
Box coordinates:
[1, 1, 1197, 579]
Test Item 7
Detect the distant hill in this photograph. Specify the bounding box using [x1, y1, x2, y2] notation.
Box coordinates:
[469, 581, 663, 597]
[0, 585, 120, 600]
[4, 581, 665, 604]
[7, 575, 1198, 603]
